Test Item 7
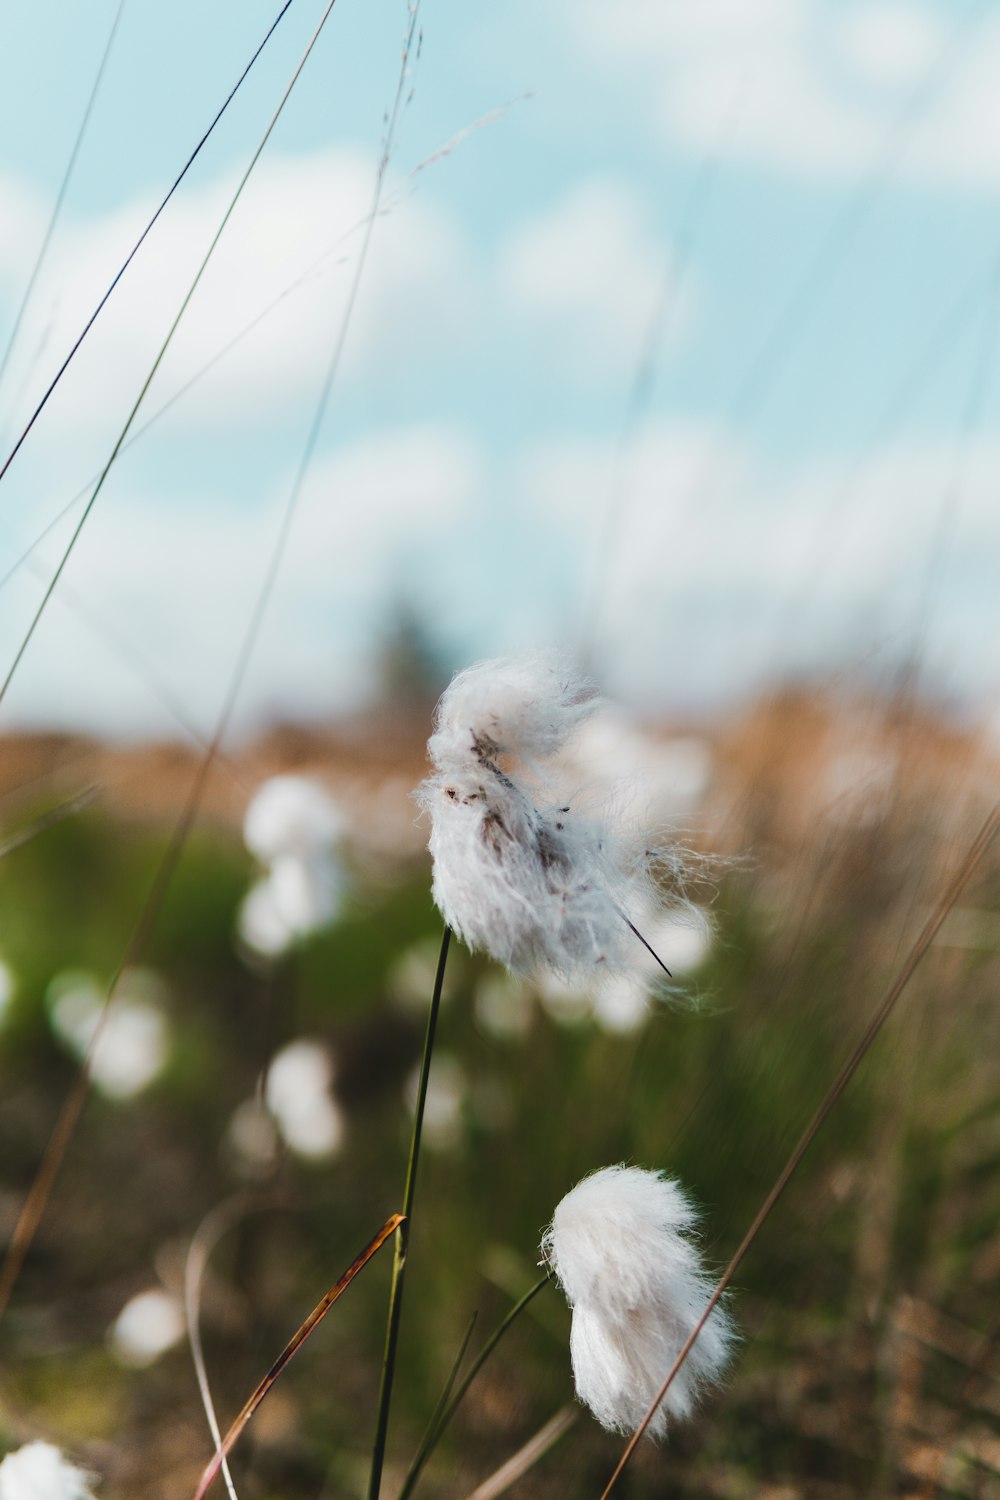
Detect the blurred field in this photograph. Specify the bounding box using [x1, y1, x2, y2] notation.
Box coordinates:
[0, 681, 999, 1499]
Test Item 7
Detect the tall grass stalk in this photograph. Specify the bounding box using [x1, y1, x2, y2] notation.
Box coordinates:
[0, 0, 340, 707]
[0, 0, 296, 492]
[184, 1196, 253, 1500]
[367, 924, 451, 1500]
[0, 0, 337, 1313]
[192, 1213, 404, 1500]
[599, 795, 1000, 1499]
[464, 1407, 578, 1500]
[397, 1270, 550, 1500]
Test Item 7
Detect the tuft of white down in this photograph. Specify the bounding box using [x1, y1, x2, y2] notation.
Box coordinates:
[419, 654, 666, 983]
[541, 1166, 734, 1439]
[0, 1443, 97, 1500]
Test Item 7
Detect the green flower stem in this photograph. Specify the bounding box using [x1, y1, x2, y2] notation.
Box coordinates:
[367, 925, 452, 1500]
[397, 1271, 552, 1500]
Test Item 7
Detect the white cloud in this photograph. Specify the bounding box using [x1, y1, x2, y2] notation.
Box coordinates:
[522, 421, 1000, 705]
[573, 0, 1000, 188]
[0, 147, 472, 436]
[499, 178, 688, 372]
[0, 423, 481, 733]
[0, 172, 46, 290]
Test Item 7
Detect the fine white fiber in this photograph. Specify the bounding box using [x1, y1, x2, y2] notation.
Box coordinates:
[0, 1442, 97, 1500]
[419, 652, 690, 984]
[541, 1165, 734, 1439]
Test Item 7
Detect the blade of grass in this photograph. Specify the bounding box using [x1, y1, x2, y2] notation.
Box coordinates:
[0, 0, 128, 407]
[599, 797, 1000, 1499]
[0, 0, 401, 1328]
[464, 1406, 579, 1500]
[367, 924, 451, 1500]
[397, 1271, 551, 1500]
[185, 1196, 256, 1500]
[0, 0, 341, 708]
[400, 1311, 478, 1493]
[0, 783, 101, 860]
[192, 1212, 404, 1500]
[0, 0, 296, 491]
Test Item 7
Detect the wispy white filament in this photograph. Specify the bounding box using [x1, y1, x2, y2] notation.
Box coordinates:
[0, 1443, 97, 1500]
[419, 653, 685, 985]
[542, 1166, 733, 1439]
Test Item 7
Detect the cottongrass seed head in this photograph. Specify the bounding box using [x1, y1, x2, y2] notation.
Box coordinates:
[541, 1165, 734, 1440]
[0, 1442, 97, 1500]
[419, 652, 693, 985]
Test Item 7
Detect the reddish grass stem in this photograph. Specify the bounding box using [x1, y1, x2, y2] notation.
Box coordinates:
[599, 797, 1000, 1500]
[191, 1212, 403, 1500]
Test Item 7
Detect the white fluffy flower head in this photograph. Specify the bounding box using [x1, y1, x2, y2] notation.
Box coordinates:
[419, 653, 685, 984]
[541, 1166, 733, 1439]
[0, 1443, 97, 1500]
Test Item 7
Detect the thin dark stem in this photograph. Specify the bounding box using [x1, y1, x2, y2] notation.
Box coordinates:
[598, 797, 1000, 1499]
[0, 784, 101, 860]
[400, 1311, 479, 1496]
[0, 0, 296, 492]
[0, 0, 342, 1327]
[368, 925, 451, 1500]
[622, 915, 671, 977]
[193, 1214, 403, 1500]
[0, 98, 517, 604]
[0, 0, 333, 708]
[397, 1271, 551, 1500]
[0, 0, 128, 404]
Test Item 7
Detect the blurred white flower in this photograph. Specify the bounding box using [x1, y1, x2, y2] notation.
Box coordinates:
[419, 653, 688, 989]
[109, 1288, 185, 1368]
[390, 938, 459, 1012]
[570, 715, 713, 824]
[0, 1442, 96, 1500]
[403, 1052, 466, 1151]
[45, 969, 170, 1100]
[265, 1039, 344, 1159]
[237, 879, 298, 958]
[243, 775, 344, 864]
[542, 1166, 733, 1439]
[239, 776, 344, 959]
[535, 970, 592, 1026]
[592, 975, 649, 1035]
[225, 1098, 280, 1177]
[474, 974, 533, 1040]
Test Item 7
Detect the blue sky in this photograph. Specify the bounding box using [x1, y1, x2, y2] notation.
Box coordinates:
[0, 0, 999, 736]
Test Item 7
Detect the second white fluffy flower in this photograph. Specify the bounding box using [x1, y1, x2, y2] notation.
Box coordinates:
[0, 1442, 97, 1500]
[541, 1165, 734, 1439]
[419, 653, 680, 985]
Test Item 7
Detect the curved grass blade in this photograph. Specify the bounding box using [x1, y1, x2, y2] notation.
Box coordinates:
[185, 1196, 256, 1500]
[599, 797, 1000, 1499]
[192, 1212, 403, 1500]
